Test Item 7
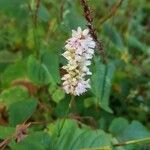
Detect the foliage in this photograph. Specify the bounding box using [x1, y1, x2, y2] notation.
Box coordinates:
[0, 0, 149, 150]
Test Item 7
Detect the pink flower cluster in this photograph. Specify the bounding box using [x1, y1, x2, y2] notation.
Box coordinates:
[61, 27, 96, 96]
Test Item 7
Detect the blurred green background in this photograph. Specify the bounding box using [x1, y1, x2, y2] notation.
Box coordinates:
[0, 0, 149, 150]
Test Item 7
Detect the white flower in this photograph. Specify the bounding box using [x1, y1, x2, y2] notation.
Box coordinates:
[61, 27, 96, 96]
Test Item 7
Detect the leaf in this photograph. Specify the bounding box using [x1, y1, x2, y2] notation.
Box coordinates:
[91, 58, 115, 113]
[84, 97, 96, 108]
[54, 96, 70, 117]
[41, 51, 60, 84]
[103, 23, 124, 49]
[38, 4, 51, 22]
[27, 56, 54, 86]
[109, 117, 129, 136]
[0, 86, 29, 108]
[117, 121, 150, 142]
[12, 132, 51, 150]
[8, 99, 37, 126]
[47, 119, 112, 150]
[2, 62, 26, 86]
[91, 61, 106, 99]
[0, 0, 29, 20]
[52, 88, 65, 103]
[62, 2, 86, 29]
[0, 126, 15, 139]
[128, 35, 148, 53]
[101, 62, 115, 112]
[0, 51, 22, 63]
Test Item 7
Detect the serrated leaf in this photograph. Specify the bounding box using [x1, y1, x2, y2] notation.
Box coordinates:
[8, 99, 37, 126]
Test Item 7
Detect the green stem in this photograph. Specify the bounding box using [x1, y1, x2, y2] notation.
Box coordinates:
[114, 137, 150, 147]
[28, 1, 40, 59]
[57, 95, 74, 137]
[32, 25, 40, 59]
[80, 146, 111, 150]
[69, 95, 75, 110]
[80, 137, 150, 150]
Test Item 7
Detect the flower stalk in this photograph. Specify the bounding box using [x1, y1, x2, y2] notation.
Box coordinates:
[80, 0, 107, 63]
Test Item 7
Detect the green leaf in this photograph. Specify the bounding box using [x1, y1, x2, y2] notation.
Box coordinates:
[54, 96, 70, 117]
[0, 0, 29, 20]
[38, 5, 51, 22]
[12, 132, 51, 150]
[101, 62, 115, 113]
[8, 99, 37, 126]
[2, 62, 26, 86]
[0, 51, 22, 63]
[62, 3, 86, 29]
[47, 119, 112, 150]
[41, 51, 60, 84]
[91, 58, 115, 113]
[0, 126, 15, 139]
[118, 121, 150, 142]
[109, 119, 150, 149]
[91, 61, 106, 99]
[84, 97, 96, 108]
[27, 56, 54, 85]
[52, 88, 65, 103]
[109, 117, 129, 136]
[128, 35, 148, 53]
[0, 86, 29, 108]
[103, 24, 124, 49]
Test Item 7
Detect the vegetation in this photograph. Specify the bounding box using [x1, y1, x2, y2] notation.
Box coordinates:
[0, 0, 149, 149]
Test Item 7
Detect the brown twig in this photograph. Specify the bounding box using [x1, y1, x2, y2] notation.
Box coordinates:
[68, 115, 98, 129]
[99, 0, 124, 24]
[80, 0, 107, 63]
[0, 122, 31, 149]
[0, 119, 54, 149]
[14, 123, 31, 143]
[0, 138, 10, 150]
